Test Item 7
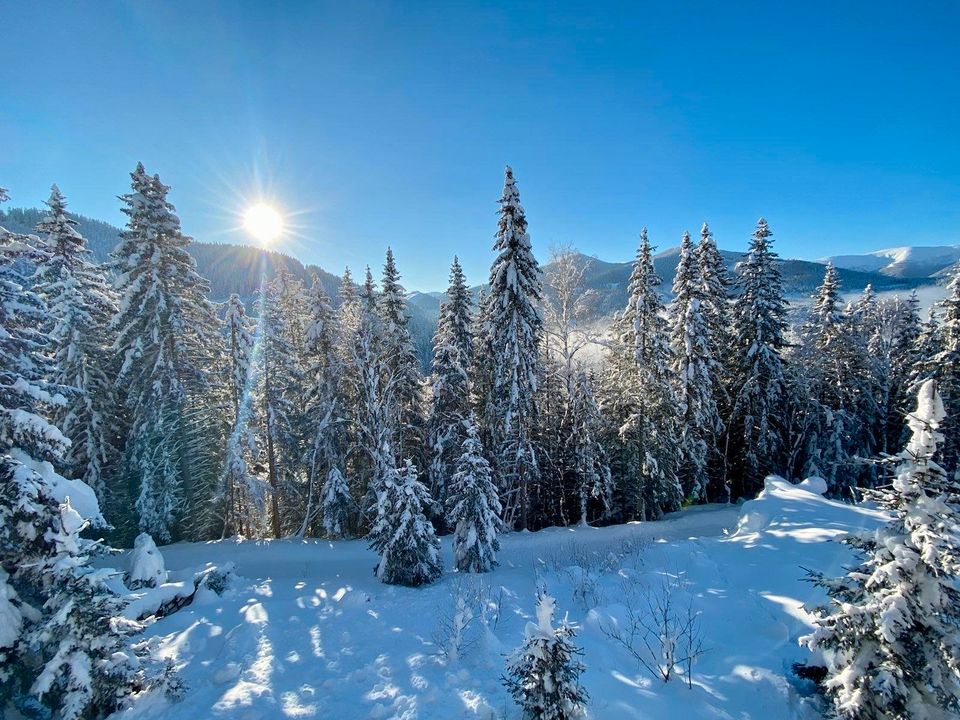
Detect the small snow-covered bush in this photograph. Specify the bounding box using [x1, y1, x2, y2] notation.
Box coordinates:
[126, 532, 167, 589]
[321, 466, 353, 539]
[197, 562, 235, 596]
[368, 460, 443, 587]
[447, 417, 504, 573]
[503, 590, 588, 720]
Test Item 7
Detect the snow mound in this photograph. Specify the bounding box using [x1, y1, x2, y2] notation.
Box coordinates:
[127, 533, 167, 588]
[733, 475, 885, 542]
[797, 476, 828, 495]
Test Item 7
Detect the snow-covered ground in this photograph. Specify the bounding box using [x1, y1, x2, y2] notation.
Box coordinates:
[116, 479, 887, 720]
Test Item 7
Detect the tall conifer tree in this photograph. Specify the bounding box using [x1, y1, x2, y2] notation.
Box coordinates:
[485, 167, 544, 529]
[111, 164, 219, 541]
[727, 218, 788, 498]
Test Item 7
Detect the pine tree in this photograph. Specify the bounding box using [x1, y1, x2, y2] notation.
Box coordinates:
[727, 218, 788, 498]
[427, 257, 474, 513]
[911, 307, 941, 392]
[847, 285, 885, 486]
[695, 222, 733, 501]
[885, 291, 922, 450]
[447, 415, 503, 572]
[503, 590, 588, 720]
[803, 379, 960, 720]
[218, 294, 263, 537]
[925, 267, 960, 470]
[369, 459, 443, 586]
[320, 466, 353, 539]
[669, 230, 722, 503]
[795, 263, 878, 493]
[868, 291, 922, 452]
[1, 191, 176, 720]
[299, 276, 340, 536]
[470, 287, 496, 450]
[352, 267, 395, 528]
[596, 317, 645, 522]
[111, 164, 220, 542]
[485, 166, 544, 529]
[696, 222, 733, 361]
[336, 267, 363, 499]
[256, 271, 304, 538]
[568, 371, 612, 525]
[33, 185, 120, 505]
[615, 229, 682, 518]
[379, 248, 425, 465]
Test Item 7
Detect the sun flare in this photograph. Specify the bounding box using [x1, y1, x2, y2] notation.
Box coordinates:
[243, 202, 283, 244]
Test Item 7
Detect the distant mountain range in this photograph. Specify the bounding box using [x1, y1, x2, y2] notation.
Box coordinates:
[822, 246, 960, 279]
[3, 205, 951, 367]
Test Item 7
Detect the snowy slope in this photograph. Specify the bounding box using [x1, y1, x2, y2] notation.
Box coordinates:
[114, 479, 886, 720]
[824, 245, 960, 278]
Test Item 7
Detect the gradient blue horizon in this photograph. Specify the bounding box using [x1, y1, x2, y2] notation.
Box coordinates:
[2, 1, 958, 290]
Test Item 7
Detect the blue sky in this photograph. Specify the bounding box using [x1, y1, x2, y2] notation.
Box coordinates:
[2, 1, 958, 290]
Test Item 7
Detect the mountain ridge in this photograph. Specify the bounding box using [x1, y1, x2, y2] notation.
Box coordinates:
[3, 206, 948, 368]
[821, 245, 960, 278]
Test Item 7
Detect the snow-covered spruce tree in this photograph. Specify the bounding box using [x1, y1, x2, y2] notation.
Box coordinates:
[695, 222, 733, 501]
[696, 222, 733, 364]
[883, 291, 922, 451]
[503, 590, 588, 720]
[353, 267, 395, 530]
[335, 267, 364, 501]
[1, 192, 177, 719]
[844, 288, 917, 464]
[614, 228, 682, 518]
[910, 307, 941, 392]
[596, 316, 645, 521]
[791, 264, 846, 485]
[320, 466, 353, 539]
[794, 264, 879, 493]
[447, 414, 503, 572]
[850, 286, 889, 464]
[368, 459, 443, 586]
[255, 270, 305, 538]
[536, 353, 571, 526]
[669, 230, 722, 503]
[568, 371, 612, 525]
[924, 266, 960, 470]
[111, 164, 221, 542]
[427, 257, 473, 516]
[802, 379, 960, 720]
[470, 287, 497, 452]
[727, 218, 788, 499]
[484, 167, 544, 530]
[379, 248, 426, 466]
[299, 276, 341, 536]
[217, 294, 264, 537]
[33, 185, 121, 506]
[844, 287, 884, 486]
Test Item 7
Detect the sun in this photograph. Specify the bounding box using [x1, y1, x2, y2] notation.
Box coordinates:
[243, 202, 283, 244]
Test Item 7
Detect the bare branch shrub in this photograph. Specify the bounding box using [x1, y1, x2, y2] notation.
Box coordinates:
[598, 570, 706, 687]
[433, 577, 503, 661]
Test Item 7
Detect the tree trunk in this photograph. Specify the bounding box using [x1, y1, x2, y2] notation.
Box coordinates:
[265, 370, 282, 538]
